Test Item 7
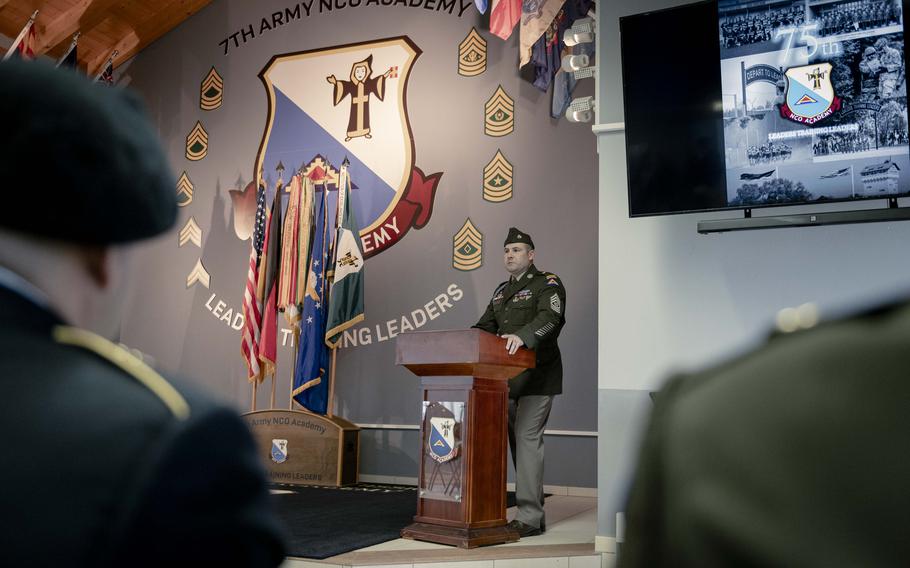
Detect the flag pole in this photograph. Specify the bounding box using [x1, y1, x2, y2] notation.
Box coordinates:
[93, 50, 119, 82]
[270, 373, 277, 409]
[3, 10, 39, 61]
[55, 32, 79, 67]
[251, 381, 258, 411]
[290, 328, 300, 410]
[327, 346, 338, 417]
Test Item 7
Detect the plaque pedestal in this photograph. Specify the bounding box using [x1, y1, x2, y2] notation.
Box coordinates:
[242, 409, 359, 487]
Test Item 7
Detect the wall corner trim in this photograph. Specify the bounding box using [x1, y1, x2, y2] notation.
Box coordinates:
[595, 535, 616, 553]
[592, 122, 625, 135]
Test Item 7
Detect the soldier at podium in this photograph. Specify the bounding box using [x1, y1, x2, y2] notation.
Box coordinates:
[474, 227, 567, 538]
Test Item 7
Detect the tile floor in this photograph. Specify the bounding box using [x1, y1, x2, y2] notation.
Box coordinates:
[281, 495, 614, 568]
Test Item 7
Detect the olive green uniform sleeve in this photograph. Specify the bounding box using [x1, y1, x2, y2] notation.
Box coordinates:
[513, 276, 566, 350]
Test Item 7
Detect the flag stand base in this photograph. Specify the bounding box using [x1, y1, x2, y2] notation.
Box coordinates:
[242, 409, 360, 487]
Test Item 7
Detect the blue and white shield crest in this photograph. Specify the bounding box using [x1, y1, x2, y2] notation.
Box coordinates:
[271, 439, 288, 464]
[780, 63, 841, 124]
[428, 417, 457, 463]
[256, 36, 442, 258]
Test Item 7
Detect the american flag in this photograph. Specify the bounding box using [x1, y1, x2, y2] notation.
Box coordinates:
[241, 184, 268, 383]
[3, 11, 37, 61]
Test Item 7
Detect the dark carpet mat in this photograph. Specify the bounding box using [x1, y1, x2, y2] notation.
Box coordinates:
[271, 483, 526, 559]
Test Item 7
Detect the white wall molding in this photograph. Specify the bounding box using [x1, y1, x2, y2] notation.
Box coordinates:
[595, 535, 617, 553]
[592, 122, 625, 135]
[358, 474, 597, 496]
[357, 423, 597, 437]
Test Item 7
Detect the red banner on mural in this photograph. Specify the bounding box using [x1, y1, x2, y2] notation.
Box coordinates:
[360, 166, 442, 258]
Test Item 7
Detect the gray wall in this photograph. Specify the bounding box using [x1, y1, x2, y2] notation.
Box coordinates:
[115, 0, 598, 487]
[596, 0, 910, 544]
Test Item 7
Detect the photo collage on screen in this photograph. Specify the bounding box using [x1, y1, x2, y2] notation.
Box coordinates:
[718, 0, 908, 207]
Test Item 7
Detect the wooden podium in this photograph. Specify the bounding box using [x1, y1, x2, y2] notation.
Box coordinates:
[396, 329, 535, 548]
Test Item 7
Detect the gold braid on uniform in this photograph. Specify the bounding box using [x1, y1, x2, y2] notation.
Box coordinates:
[52, 326, 190, 420]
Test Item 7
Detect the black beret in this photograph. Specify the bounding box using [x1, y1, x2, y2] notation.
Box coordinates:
[504, 227, 534, 249]
[0, 59, 176, 244]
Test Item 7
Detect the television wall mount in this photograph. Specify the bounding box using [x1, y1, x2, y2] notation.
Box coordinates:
[698, 199, 910, 234]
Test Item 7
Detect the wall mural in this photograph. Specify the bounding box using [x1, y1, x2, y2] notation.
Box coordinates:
[120, 0, 598, 452]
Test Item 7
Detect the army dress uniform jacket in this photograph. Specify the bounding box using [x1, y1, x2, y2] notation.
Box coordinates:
[0, 284, 286, 567]
[619, 299, 910, 568]
[474, 264, 566, 398]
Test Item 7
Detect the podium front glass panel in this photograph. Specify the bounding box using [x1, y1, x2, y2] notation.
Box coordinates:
[419, 401, 465, 503]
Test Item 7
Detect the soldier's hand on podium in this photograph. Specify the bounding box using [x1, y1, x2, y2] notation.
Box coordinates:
[501, 334, 524, 355]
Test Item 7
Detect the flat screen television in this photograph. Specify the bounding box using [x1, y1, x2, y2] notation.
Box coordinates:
[621, 0, 910, 217]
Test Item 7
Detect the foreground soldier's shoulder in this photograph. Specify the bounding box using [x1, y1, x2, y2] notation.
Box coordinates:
[52, 325, 190, 420]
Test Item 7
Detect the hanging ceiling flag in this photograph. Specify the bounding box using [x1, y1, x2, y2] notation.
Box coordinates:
[483, 149, 513, 202]
[185, 121, 209, 161]
[458, 28, 487, 77]
[453, 218, 483, 271]
[200, 66, 224, 110]
[519, 0, 567, 68]
[490, 0, 521, 40]
[484, 85, 514, 137]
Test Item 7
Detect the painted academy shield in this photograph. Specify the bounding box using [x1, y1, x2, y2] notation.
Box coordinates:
[271, 439, 288, 464]
[780, 63, 841, 125]
[256, 37, 442, 258]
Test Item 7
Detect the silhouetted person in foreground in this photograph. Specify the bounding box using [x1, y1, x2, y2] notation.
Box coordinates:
[620, 302, 910, 567]
[0, 59, 285, 567]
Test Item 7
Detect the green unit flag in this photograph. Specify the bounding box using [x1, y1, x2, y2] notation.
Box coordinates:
[325, 165, 365, 347]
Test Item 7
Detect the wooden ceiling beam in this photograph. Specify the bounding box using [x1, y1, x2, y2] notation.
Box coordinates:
[86, 28, 139, 77]
[36, 0, 121, 56]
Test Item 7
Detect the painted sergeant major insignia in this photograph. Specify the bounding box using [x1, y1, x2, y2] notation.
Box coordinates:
[429, 417, 457, 462]
[485, 85, 514, 137]
[271, 439, 288, 464]
[453, 218, 482, 271]
[483, 150, 513, 202]
[458, 28, 487, 77]
[200, 66, 224, 110]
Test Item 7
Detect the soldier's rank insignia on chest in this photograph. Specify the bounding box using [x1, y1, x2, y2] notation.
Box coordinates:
[513, 289, 533, 302]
